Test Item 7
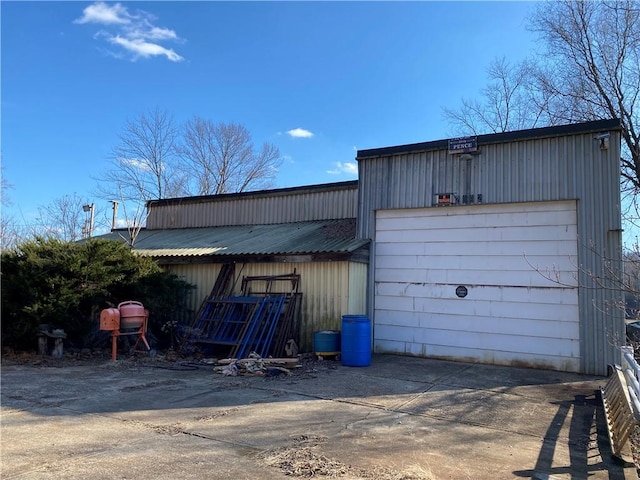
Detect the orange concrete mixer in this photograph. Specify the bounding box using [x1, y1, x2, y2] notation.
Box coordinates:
[100, 301, 151, 361]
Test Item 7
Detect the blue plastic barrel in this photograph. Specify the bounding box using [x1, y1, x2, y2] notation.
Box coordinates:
[341, 315, 371, 367]
[313, 330, 340, 355]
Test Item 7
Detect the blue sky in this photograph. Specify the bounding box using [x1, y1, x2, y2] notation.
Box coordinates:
[3, 1, 540, 234]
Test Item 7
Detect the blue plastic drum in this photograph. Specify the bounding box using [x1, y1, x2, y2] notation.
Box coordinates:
[313, 330, 340, 355]
[341, 315, 371, 367]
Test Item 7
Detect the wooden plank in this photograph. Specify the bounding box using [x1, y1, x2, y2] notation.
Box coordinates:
[217, 358, 299, 365]
[601, 368, 638, 458]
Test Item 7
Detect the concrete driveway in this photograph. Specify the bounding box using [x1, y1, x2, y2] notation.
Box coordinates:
[1, 354, 637, 479]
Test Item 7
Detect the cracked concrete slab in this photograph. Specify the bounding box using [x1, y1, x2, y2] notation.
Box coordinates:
[1, 354, 637, 480]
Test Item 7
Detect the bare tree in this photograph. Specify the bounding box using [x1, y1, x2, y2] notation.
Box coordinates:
[0, 163, 34, 250]
[36, 194, 94, 242]
[95, 108, 187, 245]
[0, 163, 20, 250]
[1, 162, 11, 208]
[530, 0, 640, 193]
[444, 1, 640, 193]
[178, 117, 281, 195]
[443, 58, 554, 134]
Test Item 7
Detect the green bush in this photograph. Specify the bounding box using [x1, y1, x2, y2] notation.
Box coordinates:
[1, 238, 194, 351]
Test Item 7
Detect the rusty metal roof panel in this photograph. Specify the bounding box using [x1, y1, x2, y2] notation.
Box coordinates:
[96, 219, 369, 257]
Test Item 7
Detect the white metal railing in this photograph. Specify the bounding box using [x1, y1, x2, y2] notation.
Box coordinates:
[620, 346, 640, 422]
[601, 346, 640, 458]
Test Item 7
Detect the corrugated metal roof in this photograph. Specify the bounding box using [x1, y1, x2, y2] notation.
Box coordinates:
[95, 219, 369, 257]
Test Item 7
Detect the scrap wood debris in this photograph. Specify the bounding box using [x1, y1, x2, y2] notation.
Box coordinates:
[214, 351, 300, 376]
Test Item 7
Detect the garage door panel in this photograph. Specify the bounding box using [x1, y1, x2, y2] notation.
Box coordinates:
[375, 309, 422, 327]
[378, 201, 576, 220]
[375, 324, 579, 357]
[432, 269, 576, 288]
[375, 293, 579, 321]
[415, 330, 578, 357]
[377, 208, 577, 231]
[376, 310, 579, 339]
[376, 338, 414, 355]
[376, 254, 578, 273]
[376, 201, 575, 219]
[376, 324, 417, 343]
[376, 240, 577, 257]
[375, 268, 577, 288]
[376, 242, 427, 256]
[417, 316, 580, 340]
[374, 268, 429, 284]
[422, 345, 580, 372]
[376, 305, 579, 333]
[412, 297, 579, 322]
[376, 224, 577, 243]
[374, 200, 580, 371]
[373, 340, 581, 371]
[375, 294, 415, 312]
[376, 282, 578, 305]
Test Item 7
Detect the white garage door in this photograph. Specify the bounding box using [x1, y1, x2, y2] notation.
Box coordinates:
[374, 200, 580, 371]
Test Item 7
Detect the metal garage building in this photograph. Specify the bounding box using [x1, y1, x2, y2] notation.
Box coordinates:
[356, 119, 624, 375]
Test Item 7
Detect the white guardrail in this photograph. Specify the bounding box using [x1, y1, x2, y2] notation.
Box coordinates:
[620, 346, 640, 422]
[601, 346, 640, 458]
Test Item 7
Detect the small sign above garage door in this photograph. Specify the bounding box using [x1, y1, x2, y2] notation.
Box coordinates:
[448, 136, 478, 154]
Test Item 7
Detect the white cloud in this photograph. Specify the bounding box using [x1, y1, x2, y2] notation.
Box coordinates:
[75, 2, 184, 62]
[74, 2, 130, 25]
[144, 26, 179, 41]
[118, 157, 151, 171]
[109, 36, 183, 62]
[287, 128, 314, 138]
[327, 162, 358, 176]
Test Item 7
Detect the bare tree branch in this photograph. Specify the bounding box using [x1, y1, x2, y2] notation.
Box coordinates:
[443, 57, 547, 134]
[530, 0, 640, 191]
[444, 1, 640, 194]
[94, 108, 187, 246]
[177, 117, 281, 195]
[36, 193, 93, 242]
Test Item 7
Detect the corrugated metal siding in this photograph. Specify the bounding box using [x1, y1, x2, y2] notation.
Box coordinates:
[348, 262, 368, 315]
[165, 264, 222, 321]
[357, 127, 623, 375]
[148, 186, 358, 229]
[165, 261, 367, 352]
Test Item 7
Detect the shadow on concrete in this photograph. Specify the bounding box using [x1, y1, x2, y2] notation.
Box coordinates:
[512, 392, 636, 479]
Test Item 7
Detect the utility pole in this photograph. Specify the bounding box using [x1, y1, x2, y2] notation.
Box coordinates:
[110, 200, 119, 230]
[82, 203, 95, 238]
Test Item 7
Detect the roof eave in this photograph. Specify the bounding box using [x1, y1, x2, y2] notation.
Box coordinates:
[356, 118, 622, 159]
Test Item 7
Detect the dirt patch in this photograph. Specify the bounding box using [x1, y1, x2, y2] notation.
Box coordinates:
[259, 434, 436, 480]
[1, 347, 160, 368]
